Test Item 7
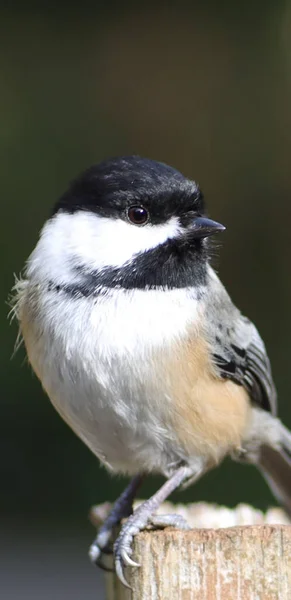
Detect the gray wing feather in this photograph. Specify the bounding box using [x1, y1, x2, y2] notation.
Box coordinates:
[205, 268, 277, 415]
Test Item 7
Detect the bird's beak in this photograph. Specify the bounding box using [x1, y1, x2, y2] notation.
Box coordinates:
[190, 217, 226, 239]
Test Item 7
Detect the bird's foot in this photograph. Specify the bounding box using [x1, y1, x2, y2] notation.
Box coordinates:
[89, 475, 144, 570]
[114, 506, 190, 587]
[89, 527, 114, 572]
[150, 513, 190, 530]
[92, 465, 199, 587]
[113, 465, 194, 587]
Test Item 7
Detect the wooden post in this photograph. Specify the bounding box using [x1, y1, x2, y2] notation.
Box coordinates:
[91, 503, 291, 600]
[105, 525, 291, 600]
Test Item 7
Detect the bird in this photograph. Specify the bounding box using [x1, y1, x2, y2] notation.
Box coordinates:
[12, 155, 291, 587]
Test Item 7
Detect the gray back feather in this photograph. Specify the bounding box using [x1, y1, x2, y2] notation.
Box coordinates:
[204, 268, 277, 415]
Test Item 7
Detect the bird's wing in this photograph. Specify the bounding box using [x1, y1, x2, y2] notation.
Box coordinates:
[205, 268, 277, 415]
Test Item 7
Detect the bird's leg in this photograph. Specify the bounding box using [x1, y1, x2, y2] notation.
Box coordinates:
[114, 463, 204, 587]
[89, 474, 144, 568]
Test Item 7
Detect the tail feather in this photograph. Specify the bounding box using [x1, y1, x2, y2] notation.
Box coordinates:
[259, 424, 291, 517]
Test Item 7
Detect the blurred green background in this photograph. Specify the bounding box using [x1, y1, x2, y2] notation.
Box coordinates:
[2, 2, 291, 598]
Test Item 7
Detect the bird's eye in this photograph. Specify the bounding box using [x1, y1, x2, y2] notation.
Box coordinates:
[127, 205, 149, 225]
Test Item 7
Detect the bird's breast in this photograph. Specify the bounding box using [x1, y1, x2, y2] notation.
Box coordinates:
[18, 283, 251, 474]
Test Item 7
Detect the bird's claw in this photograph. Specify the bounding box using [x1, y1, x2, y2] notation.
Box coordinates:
[115, 556, 132, 589]
[112, 511, 190, 585]
[90, 468, 193, 587]
[89, 542, 102, 563]
[120, 544, 141, 568]
[89, 474, 144, 576]
[89, 528, 115, 572]
[112, 516, 145, 586]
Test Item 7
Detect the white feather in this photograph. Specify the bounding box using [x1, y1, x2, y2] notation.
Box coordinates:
[27, 211, 182, 285]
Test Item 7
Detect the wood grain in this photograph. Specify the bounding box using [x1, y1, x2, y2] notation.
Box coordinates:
[104, 506, 291, 600]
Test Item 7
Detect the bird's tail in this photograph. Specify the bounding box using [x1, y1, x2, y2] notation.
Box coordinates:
[258, 423, 291, 517]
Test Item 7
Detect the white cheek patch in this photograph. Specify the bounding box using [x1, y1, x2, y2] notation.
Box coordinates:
[27, 211, 182, 283]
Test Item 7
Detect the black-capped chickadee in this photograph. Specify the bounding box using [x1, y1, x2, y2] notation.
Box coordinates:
[13, 156, 291, 587]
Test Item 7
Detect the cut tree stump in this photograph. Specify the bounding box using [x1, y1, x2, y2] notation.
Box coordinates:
[90, 502, 291, 600]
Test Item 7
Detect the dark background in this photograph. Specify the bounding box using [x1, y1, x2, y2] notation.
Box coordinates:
[2, 2, 291, 598]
